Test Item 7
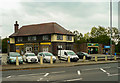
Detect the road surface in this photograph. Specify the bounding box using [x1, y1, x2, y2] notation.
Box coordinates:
[2, 63, 119, 82]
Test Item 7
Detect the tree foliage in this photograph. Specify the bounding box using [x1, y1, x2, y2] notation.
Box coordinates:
[2, 38, 9, 53]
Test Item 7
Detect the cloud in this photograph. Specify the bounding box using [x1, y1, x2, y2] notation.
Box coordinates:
[0, 1, 118, 38]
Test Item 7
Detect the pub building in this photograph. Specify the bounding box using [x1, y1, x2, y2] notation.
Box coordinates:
[9, 21, 74, 56]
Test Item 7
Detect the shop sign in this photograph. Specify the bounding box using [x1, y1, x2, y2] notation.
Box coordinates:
[88, 43, 99, 46]
[16, 44, 24, 46]
[104, 46, 110, 48]
[40, 42, 51, 45]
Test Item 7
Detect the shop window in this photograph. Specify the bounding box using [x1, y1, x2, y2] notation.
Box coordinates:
[67, 36, 72, 41]
[28, 36, 36, 41]
[43, 35, 49, 40]
[57, 35, 63, 40]
[34, 44, 38, 51]
[17, 37, 23, 42]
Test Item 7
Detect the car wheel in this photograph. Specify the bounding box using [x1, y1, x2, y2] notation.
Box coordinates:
[53, 61, 56, 63]
[43, 59, 47, 63]
[26, 59, 28, 63]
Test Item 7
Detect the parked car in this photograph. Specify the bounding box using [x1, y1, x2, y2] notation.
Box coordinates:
[37, 52, 56, 63]
[76, 52, 92, 60]
[7, 52, 23, 64]
[58, 50, 79, 62]
[23, 53, 38, 63]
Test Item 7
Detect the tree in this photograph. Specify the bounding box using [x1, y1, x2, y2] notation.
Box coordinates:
[2, 38, 9, 53]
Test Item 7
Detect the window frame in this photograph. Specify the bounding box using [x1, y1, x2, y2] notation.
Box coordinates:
[57, 35, 63, 40]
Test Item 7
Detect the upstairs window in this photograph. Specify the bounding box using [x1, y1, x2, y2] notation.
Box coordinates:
[28, 36, 36, 41]
[67, 36, 72, 41]
[57, 35, 63, 40]
[17, 37, 23, 42]
[43, 35, 49, 40]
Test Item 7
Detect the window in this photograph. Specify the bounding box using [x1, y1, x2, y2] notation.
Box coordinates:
[67, 36, 72, 41]
[57, 35, 63, 40]
[17, 37, 22, 42]
[43, 35, 49, 40]
[28, 36, 36, 41]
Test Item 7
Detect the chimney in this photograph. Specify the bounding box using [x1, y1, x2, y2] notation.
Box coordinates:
[14, 21, 19, 33]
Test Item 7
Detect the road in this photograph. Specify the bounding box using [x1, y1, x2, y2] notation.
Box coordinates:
[2, 63, 119, 82]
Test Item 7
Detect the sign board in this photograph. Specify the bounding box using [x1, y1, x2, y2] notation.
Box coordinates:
[88, 43, 99, 46]
[104, 46, 110, 48]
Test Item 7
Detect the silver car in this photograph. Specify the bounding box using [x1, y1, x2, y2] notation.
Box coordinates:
[37, 52, 56, 63]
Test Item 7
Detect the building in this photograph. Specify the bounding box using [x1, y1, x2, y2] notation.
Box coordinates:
[73, 43, 115, 54]
[9, 21, 74, 55]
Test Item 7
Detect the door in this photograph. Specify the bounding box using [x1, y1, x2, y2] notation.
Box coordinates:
[26, 47, 32, 53]
[43, 47, 48, 52]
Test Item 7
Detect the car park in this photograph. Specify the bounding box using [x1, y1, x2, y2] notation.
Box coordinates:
[58, 50, 79, 62]
[23, 53, 38, 63]
[7, 52, 23, 64]
[76, 52, 92, 60]
[37, 52, 56, 63]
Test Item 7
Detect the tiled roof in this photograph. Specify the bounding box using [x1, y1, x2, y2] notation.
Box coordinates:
[10, 22, 74, 37]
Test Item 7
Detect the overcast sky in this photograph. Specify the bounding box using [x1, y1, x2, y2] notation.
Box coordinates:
[0, 0, 119, 39]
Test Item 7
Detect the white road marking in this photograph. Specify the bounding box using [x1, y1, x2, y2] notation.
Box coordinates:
[18, 73, 45, 76]
[77, 70, 81, 75]
[6, 76, 11, 78]
[108, 74, 120, 76]
[118, 67, 120, 69]
[44, 73, 49, 77]
[51, 71, 65, 74]
[100, 68, 107, 73]
[65, 78, 82, 81]
[39, 78, 43, 80]
[84, 67, 111, 71]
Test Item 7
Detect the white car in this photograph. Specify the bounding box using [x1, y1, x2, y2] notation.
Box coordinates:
[37, 52, 56, 63]
[23, 53, 38, 63]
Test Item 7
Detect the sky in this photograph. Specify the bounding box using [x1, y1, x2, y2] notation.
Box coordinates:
[0, 0, 119, 39]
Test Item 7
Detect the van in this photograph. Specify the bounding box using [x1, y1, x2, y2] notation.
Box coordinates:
[58, 50, 79, 62]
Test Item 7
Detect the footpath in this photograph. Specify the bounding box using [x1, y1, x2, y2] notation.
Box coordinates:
[1, 60, 119, 71]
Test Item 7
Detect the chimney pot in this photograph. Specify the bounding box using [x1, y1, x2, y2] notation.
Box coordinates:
[14, 21, 19, 33]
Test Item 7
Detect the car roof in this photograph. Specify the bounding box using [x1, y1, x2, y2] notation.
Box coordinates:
[25, 53, 35, 54]
[38, 52, 51, 53]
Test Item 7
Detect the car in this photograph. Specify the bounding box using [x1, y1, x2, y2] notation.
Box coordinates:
[23, 53, 38, 63]
[7, 52, 23, 64]
[76, 52, 92, 60]
[37, 52, 56, 63]
[58, 50, 79, 62]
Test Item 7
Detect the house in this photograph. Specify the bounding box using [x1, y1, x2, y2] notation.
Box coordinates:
[9, 21, 74, 55]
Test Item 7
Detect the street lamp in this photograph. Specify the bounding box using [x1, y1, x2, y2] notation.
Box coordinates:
[110, 0, 112, 60]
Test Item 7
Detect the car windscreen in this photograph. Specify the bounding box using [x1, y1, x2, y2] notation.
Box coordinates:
[67, 51, 76, 55]
[26, 54, 35, 56]
[10, 52, 21, 57]
[44, 53, 53, 56]
[83, 53, 89, 55]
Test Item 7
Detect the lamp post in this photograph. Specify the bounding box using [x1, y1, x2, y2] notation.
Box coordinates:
[110, 0, 112, 60]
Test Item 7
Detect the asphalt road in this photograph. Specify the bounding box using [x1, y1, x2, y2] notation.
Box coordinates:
[2, 63, 119, 82]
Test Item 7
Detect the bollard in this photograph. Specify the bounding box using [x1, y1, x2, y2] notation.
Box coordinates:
[114, 55, 116, 61]
[95, 56, 97, 62]
[50, 56, 53, 64]
[105, 55, 107, 61]
[40, 56, 43, 64]
[68, 56, 70, 63]
[83, 56, 86, 62]
[16, 56, 19, 66]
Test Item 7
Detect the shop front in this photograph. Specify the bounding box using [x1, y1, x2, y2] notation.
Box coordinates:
[87, 43, 99, 54]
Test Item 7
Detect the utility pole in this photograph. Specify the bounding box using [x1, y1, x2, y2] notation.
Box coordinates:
[110, 0, 112, 60]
